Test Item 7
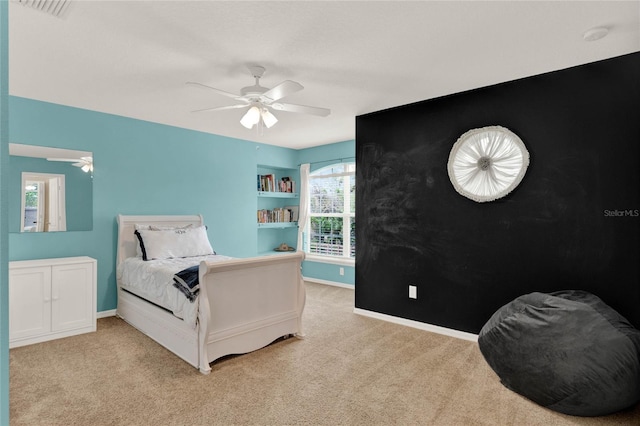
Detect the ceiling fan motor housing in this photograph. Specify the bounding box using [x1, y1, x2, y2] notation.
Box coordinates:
[241, 65, 268, 99]
[240, 84, 268, 99]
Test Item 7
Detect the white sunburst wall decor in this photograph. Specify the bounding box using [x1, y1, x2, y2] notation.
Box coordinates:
[447, 126, 530, 202]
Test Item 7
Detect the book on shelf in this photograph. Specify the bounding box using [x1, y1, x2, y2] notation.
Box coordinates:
[257, 173, 296, 193]
[279, 177, 296, 193]
[257, 207, 298, 224]
[257, 174, 277, 192]
[284, 205, 299, 222]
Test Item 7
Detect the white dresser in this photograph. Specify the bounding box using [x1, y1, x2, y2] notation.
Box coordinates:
[9, 256, 97, 348]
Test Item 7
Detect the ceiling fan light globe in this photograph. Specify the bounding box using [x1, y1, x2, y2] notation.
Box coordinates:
[261, 109, 278, 128]
[240, 106, 260, 129]
[240, 120, 254, 130]
[81, 164, 91, 173]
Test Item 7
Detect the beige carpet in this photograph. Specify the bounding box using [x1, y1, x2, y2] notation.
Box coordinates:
[9, 282, 640, 425]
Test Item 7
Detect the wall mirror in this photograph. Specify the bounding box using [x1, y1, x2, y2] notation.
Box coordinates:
[9, 143, 93, 233]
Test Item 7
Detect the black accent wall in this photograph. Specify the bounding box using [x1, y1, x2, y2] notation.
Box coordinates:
[355, 52, 640, 334]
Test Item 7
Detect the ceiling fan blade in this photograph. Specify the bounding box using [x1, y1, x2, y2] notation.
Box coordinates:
[191, 104, 248, 113]
[46, 157, 83, 162]
[72, 162, 85, 167]
[262, 80, 304, 102]
[186, 82, 242, 100]
[271, 102, 331, 117]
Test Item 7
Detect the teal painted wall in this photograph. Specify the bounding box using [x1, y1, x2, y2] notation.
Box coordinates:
[8, 96, 299, 314]
[297, 140, 355, 286]
[1, 1, 9, 422]
[297, 140, 355, 173]
[302, 260, 355, 285]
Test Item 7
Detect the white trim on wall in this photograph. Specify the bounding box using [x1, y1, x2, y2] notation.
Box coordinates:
[353, 308, 478, 342]
[303, 276, 354, 289]
[97, 309, 116, 319]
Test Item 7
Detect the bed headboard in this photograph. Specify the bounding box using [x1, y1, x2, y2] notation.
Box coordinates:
[116, 214, 205, 266]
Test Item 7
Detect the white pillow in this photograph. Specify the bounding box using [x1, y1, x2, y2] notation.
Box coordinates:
[149, 224, 194, 231]
[133, 223, 193, 257]
[135, 226, 214, 260]
[134, 223, 194, 231]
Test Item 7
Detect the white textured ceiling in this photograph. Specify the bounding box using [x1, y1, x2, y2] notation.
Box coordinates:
[9, 1, 640, 149]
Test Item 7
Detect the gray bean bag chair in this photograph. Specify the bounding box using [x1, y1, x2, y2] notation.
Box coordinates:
[478, 290, 640, 416]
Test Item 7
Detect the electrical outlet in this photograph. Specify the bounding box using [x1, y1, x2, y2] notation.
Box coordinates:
[339, 267, 344, 276]
[409, 285, 417, 299]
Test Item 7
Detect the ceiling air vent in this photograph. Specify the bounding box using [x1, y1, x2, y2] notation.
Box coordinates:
[12, 0, 71, 18]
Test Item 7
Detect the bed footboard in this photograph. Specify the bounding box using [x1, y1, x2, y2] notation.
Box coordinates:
[197, 251, 305, 374]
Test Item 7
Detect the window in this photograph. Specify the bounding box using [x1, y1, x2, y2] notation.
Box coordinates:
[306, 163, 355, 260]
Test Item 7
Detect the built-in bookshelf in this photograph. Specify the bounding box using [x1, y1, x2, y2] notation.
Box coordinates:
[256, 165, 300, 255]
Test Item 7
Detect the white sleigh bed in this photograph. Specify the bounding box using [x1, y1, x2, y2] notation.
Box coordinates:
[116, 214, 306, 374]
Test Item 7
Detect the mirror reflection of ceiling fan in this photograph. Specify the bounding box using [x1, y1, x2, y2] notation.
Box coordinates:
[47, 156, 93, 173]
[187, 65, 330, 130]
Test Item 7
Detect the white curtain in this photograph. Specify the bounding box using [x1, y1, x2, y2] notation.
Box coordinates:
[297, 163, 310, 251]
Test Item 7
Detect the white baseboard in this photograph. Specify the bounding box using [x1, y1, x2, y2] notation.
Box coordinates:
[303, 276, 354, 289]
[353, 308, 478, 342]
[97, 309, 117, 319]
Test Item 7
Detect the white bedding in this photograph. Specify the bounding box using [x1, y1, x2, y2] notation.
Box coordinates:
[117, 255, 233, 328]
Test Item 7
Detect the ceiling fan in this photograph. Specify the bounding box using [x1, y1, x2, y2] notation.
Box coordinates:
[47, 156, 94, 173]
[187, 65, 330, 130]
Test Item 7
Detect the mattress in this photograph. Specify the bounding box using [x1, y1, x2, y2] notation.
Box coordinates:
[117, 254, 233, 328]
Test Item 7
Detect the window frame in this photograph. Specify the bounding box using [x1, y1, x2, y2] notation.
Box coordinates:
[304, 163, 355, 265]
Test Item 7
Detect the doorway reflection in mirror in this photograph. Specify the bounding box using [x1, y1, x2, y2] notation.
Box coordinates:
[22, 172, 67, 232]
